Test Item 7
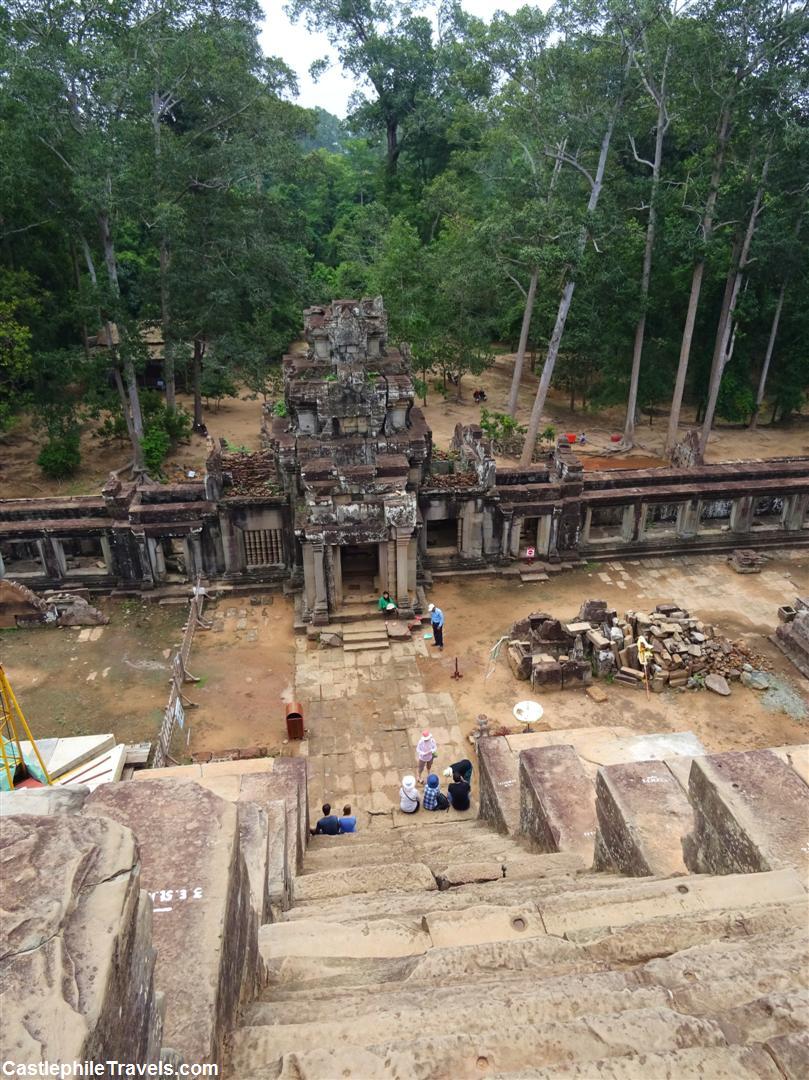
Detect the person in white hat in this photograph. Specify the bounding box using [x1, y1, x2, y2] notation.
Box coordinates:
[416, 728, 437, 783]
[427, 603, 445, 649]
[399, 775, 420, 814]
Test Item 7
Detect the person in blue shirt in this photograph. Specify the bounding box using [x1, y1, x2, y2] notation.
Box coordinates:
[428, 603, 445, 650]
[423, 774, 449, 811]
[310, 803, 340, 836]
[338, 805, 357, 833]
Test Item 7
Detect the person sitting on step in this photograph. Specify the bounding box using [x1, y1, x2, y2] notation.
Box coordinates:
[377, 590, 397, 614]
[423, 773, 449, 811]
[338, 804, 357, 833]
[447, 771, 471, 812]
[310, 803, 340, 836]
[400, 775, 420, 814]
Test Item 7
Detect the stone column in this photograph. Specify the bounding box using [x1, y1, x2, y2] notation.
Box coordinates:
[331, 544, 343, 609]
[581, 508, 593, 546]
[637, 504, 650, 539]
[0, 547, 5, 577]
[784, 493, 808, 532]
[312, 543, 329, 625]
[395, 530, 414, 615]
[302, 542, 315, 619]
[218, 510, 244, 575]
[676, 499, 700, 539]
[387, 538, 397, 592]
[620, 505, 636, 543]
[188, 528, 204, 580]
[38, 537, 63, 580]
[729, 496, 753, 533]
[509, 517, 522, 558]
[548, 507, 562, 558]
[537, 515, 553, 555]
[135, 535, 155, 587]
[100, 535, 114, 576]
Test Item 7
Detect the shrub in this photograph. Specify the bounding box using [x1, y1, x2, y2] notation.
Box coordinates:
[141, 424, 170, 475]
[37, 433, 81, 478]
[273, 400, 288, 417]
[161, 406, 192, 442]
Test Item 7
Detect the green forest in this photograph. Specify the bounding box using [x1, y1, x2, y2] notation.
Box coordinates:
[1, 0, 807, 479]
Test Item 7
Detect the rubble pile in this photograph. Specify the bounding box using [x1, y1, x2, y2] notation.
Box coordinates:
[728, 548, 766, 574]
[221, 451, 280, 497]
[506, 598, 770, 695]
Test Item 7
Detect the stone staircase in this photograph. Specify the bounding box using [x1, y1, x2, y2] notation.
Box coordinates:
[340, 620, 391, 652]
[224, 754, 809, 1080]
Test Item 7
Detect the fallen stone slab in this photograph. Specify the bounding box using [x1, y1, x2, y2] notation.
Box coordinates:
[705, 674, 731, 696]
[685, 749, 809, 875]
[0, 786, 88, 816]
[586, 685, 608, 704]
[84, 779, 257, 1066]
[0, 814, 161, 1068]
[594, 760, 693, 877]
[519, 744, 596, 866]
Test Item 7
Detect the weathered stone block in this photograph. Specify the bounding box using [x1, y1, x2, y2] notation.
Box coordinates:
[84, 779, 257, 1066]
[685, 749, 809, 876]
[519, 744, 596, 865]
[477, 736, 520, 835]
[0, 814, 162, 1068]
[594, 760, 693, 877]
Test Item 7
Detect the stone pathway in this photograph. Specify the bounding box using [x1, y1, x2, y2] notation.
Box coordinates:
[294, 635, 467, 822]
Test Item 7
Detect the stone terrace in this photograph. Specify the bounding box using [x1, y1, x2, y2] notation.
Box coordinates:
[294, 635, 466, 821]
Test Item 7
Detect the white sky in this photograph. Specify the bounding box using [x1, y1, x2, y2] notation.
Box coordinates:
[259, 1, 551, 116]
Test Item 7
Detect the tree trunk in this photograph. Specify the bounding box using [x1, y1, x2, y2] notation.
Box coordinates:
[386, 119, 399, 175]
[698, 159, 769, 459]
[507, 140, 565, 418]
[96, 209, 145, 472]
[665, 102, 732, 455]
[520, 52, 631, 468]
[749, 283, 786, 430]
[623, 48, 669, 448]
[160, 238, 175, 410]
[70, 240, 91, 363]
[507, 267, 538, 417]
[192, 336, 205, 430]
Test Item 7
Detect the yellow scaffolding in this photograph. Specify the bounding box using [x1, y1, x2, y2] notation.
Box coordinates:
[0, 663, 52, 790]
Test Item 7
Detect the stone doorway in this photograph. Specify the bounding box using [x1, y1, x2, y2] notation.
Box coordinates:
[340, 543, 378, 602]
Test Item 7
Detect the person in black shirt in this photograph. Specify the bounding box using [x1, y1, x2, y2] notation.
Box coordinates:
[448, 772, 471, 811]
[446, 758, 473, 784]
[311, 802, 340, 835]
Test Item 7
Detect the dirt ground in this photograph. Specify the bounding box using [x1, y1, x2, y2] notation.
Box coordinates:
[0, 389, 264, 500]
[3, 348, 807, 499]
[0, 599, 185, 745]
[421, 352, 809, 465]
[187, 595, 296, 754]
[418, 550, 809, 756]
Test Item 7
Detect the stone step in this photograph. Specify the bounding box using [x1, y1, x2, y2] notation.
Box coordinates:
[262, 903, 806, 997]
[537, 867, 806, 937]
[342, 640, 390, 652]
[488, 1045, 784, 1079]
[594, 759, 694, 877]
[686, 748, 809, 875]
[259, 919, 807, 1008]
[292, 861, 437, 902]
[233, 984, 673, 1065]
[245, 930, 808, 1029]
[519, 744, 597, 864]
[260, 917, 431, 961]
[302, 833, 532, 871]
[282, 871, 633, 923]
[306, 817, 490, 849]
[240, 1006, 728, 1080]
[341, 626, 390, 640]
[230, 982, 809, 1074]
